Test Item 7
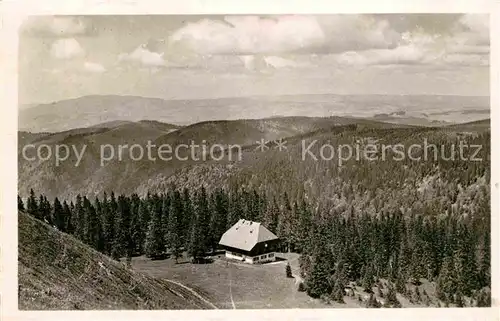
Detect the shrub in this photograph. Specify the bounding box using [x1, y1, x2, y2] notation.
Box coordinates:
[286, 263, 293, 278]
[366, 293, 382, 308]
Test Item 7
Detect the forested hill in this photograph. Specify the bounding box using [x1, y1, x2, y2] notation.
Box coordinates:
[18, 117, 491, 307]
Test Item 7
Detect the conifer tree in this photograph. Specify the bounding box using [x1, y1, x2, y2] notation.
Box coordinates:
[384, 283, 401, 308]
[366, 293, 381, 308]
[72, 195, 84, 241]
[102, 192, 115, 255]
[38, 194, 51, 222]
[182, 188, 194, 249]
[62, 200, 73, 233]
[286, 263, 293, 278]
[18, 195, 25, 211]
[361, 264, 375, 293]
[161, 193, 171, 249]
[52, 197, 65, 231]
[210, 189, 228, 252]
[189, 187, 210, 260]
[144, 200, 165, 258]
[136, 199, 150, 254]
[227, 189, 242, 228]
[305, 248, 332, 298]
[114, 195, 133, 261]
[330, 279, 345, 303]
[168, 190, 183, 263]
[478, 231, 491, 288]
[436, 255, 456, 303]
[27, 189, 38, 217]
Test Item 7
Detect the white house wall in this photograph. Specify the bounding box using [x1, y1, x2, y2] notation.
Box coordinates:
[225, 251, 276, 264]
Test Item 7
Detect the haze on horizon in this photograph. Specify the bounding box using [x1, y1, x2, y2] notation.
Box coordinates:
[19, 14, 489, 107]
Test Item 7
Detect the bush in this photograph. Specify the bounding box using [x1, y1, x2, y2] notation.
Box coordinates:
[366, 293, 382, 308]
[286, 263, 293, 278]
[475, 288, 491, 307]
[297, 282, 306, 292]
[384, 284, 401, 308]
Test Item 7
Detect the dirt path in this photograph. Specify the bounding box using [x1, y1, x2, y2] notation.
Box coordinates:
[163, 278, 219, 309]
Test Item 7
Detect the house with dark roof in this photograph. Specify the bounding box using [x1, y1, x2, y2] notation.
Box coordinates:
[218, 219, 280, 264]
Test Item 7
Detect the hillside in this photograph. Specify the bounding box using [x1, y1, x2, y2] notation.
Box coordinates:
[18, 211, 216, 310]
[18, 116, 411, 200]
[18, 117, 490, 201]
[18, 117, 491, 310]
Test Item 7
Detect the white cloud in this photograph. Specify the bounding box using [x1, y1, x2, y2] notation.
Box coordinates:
[50, 38, 85, 59]
[22, 16, 89, 36]
[166, 14, 488, 67]
[169, 15, 399, 56]
[264, 56, 301, 69]
[118, 45, 166, 67]
[458, 14, 489, 45]
[84, 62, 106, 73]
[335, 46, 428, 66]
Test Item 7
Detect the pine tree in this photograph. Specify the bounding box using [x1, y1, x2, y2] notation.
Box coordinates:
[210, 189, 228, 252]
[453, 225, 478, 296]
[27, 189, 38, 217]
[161, 193, 171, 250]
[89, 197, 105, 252]
[168, 190, 183, 263]
[52, 197, 65, 231]
[277, 192, 293, 252]
[137, 199, 150, 254]
[478, 231, 490, 288]
[330, 279, 345, 303]
[286, 263, 293, 278]
[361, 264, 375, 293]
[189, 187, 210, 261]
[144, 201, 165, 258]
[62, 200, 73, 233]
[384, 283, 401, 308]
[366, 293, 381, 308]
[436, 255, 456, 303]
[129, 202, 140, 256]
[38, 194, 51, 222]
[298, 254, 312, 278]
[18, 195, 25, 211]
[305, 251, 332, 298]
[227, 189, 242, 228]
[102, 192, 116, 255]
[72, 195, 84, 241]
[114, 195, 133, 261]
[262, 196, 280, 234]
[296, 198, 312, 253]
[475, 288, 491, 307]
[182, 188, 194, 249]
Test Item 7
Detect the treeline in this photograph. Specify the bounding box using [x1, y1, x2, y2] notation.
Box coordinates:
[19, 181, 490, 307]
[19, 187, 270, 263]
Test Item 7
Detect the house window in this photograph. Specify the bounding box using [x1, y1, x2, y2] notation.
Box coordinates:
[261, 255, 266, 259]
[253, 257, 258, 262]
[269, 253, 274, 257]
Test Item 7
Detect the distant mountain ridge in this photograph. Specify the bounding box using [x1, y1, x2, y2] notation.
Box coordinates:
[19, 94, 489, 133]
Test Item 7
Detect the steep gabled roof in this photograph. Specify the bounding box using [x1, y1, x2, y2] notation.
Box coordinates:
[218, 219, 278, 252]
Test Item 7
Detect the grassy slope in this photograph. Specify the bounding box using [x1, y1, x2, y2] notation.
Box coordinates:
[131, 252, 450, 309]
[18, 212, 215, 310]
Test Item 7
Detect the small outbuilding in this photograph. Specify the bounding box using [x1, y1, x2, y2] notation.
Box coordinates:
[218, 219, 280, 264]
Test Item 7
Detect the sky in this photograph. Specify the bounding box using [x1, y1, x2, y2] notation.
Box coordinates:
[19, 14, 490, 105]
